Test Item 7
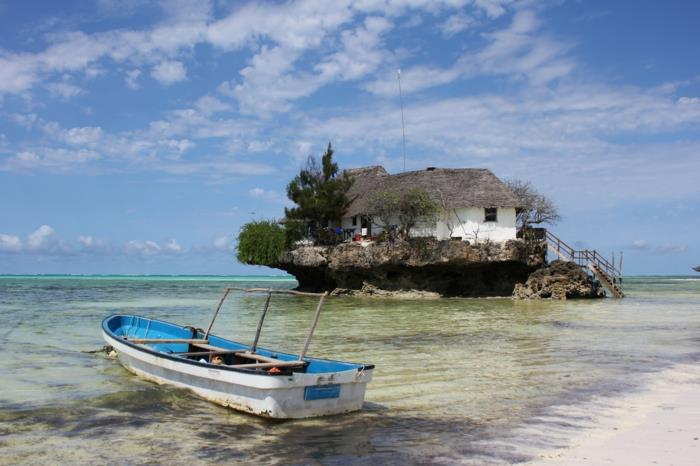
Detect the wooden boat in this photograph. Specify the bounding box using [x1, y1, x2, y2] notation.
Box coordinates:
[101, 288, 374, 419]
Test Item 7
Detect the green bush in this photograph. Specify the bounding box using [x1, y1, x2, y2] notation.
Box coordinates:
[283, 219, 306, 248]
[236, 220, 286, 266]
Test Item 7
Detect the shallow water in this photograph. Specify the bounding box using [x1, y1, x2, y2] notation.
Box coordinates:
[0, 275, 699, 465]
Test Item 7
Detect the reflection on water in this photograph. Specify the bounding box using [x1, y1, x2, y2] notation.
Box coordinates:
[0, 276, 699, 464]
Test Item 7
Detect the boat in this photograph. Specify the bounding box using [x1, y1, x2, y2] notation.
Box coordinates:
[101, 287, 374, 419]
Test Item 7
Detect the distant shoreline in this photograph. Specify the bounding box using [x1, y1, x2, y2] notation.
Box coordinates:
[1, 274, 696, 279]
[0, 274, 297, 281]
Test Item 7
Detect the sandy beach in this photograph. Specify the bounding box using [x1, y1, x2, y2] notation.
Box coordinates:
[532, 363, 700, 465]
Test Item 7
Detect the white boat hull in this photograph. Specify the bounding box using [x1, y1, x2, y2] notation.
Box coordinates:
[104, 331, 373, 419]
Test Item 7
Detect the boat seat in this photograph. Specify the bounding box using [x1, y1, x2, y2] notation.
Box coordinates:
[188, 344, 302, 367]
[191, 342, 228, 352]
[191, 344, 276, 362]
[127, 338, 209, 344]
[232, 361, 307, 369]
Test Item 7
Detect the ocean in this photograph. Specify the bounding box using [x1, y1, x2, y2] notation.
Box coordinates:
[0, 275, 698, 465]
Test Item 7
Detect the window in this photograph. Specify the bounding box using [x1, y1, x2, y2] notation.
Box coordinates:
[484, 207, 497, 222]
[352, 216, 357, 226]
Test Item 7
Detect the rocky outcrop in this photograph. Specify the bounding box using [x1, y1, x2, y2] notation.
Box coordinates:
[512, 260, 605, 299]
[276, 238, 543, 297]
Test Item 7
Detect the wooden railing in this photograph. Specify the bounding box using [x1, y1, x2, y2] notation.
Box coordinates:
[544, 230, 623, 286]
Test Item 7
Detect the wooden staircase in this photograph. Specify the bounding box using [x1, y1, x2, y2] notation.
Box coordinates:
[544, 230, 625, 298]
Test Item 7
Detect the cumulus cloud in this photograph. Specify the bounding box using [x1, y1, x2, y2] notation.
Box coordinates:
[151, 60, 187, 85]
[125, 240, 162, 256]
[164, 238, 183, 253]
[27, 225, 58, 250]
[0, 234, 22, 252]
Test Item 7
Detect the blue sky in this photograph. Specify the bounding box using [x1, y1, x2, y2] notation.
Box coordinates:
[0, 0, 698, 275]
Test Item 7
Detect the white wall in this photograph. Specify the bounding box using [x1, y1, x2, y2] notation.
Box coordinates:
[340, 207, 517, 242]
[434, 207, 516, 242]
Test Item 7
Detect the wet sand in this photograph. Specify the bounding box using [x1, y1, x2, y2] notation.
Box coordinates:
[533, 363, 700, 465]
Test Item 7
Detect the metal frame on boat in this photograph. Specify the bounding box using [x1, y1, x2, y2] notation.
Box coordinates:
[102, 287, 374, 419]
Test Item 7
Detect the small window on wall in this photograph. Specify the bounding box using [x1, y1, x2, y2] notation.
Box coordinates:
[484, 207, 498, 222]
[352, 216, 357, 226]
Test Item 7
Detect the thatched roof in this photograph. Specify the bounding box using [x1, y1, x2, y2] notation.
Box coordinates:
[344, 166, 519, 217]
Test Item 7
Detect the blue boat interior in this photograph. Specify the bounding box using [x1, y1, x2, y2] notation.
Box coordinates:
[103, 314, 370, 376]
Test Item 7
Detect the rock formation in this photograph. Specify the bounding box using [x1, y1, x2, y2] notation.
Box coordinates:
[276, 238, 544, 298]
[512, 260, 605, 299]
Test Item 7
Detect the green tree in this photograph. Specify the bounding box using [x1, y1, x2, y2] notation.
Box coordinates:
[367, 187, 438, 239]
[236, 220, 286, 265]
[285, 142, 352, 238]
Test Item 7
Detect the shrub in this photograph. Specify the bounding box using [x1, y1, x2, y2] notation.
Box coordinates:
[283, 219, 306, 248]
[236, 220, 286, 266]
[367, 187, 438, 238]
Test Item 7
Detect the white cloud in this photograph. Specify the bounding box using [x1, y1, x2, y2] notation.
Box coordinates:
[631, 239, 650, 251]
[78, 235, 95, 247]
[247, 140, 272, 152]
[3, 148, 100, 171]
[629, 239, 688, 255]
[27, 225, 58, 250]
[657, 243, 687, 254]
[151, 60, 187, 85]
[365, 65, 461, 96]
[125, 239, 161, 256]
[159, 138, 194, 153]
[476, 10, 575, 84]
[441, 12, 475, 37]
[317, 16, 392, 81]
[64, 126, 103, 146]
[0, 0, 484, 102]
[248, 187, 287, 204]
[46, 81, 83, 99]
[195, 95, 230, 115]
[366, 9, 574, 96]
[125, 69, 142, 89]
[164, 238, 183, 253]
[0, 234, 22, 252]
[473, 0, 513, 18]
[213, 235, 231, 251]
[0, 226, 228, 259]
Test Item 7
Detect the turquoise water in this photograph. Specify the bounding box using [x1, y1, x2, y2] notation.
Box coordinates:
[0, 276, 699, 465]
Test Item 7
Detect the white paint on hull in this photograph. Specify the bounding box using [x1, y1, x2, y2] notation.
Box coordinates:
[104, 331, 373, 419]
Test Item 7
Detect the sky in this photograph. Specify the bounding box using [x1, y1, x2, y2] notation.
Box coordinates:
[0, 0, 698, 275]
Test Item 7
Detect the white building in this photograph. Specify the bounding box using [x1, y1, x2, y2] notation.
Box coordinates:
[340, 166, 519, 243]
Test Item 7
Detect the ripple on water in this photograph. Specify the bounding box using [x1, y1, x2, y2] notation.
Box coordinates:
[0, 276, 699, 464]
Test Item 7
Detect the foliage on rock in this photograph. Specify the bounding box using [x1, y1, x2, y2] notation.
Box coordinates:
[285, 142, 352, 239]
[367, 187, 439, 238]
[236, 220, 286, 266]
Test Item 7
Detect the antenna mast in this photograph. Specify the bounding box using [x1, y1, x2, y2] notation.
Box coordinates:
[397, 69, 407, 172]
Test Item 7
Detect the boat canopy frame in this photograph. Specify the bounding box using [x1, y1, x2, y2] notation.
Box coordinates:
[204, 287, 328, 362]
